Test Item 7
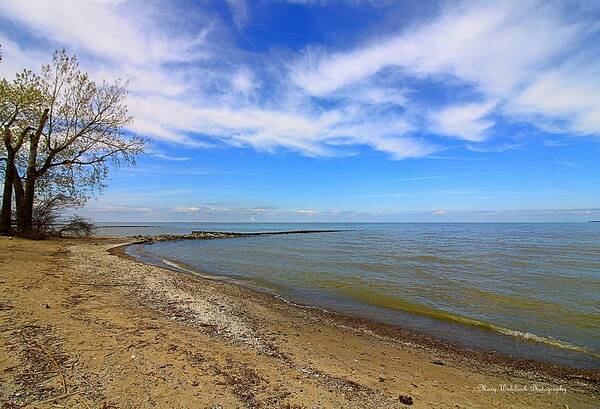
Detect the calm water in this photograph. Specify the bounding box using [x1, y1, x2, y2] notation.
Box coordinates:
[112, 222, 600, 368]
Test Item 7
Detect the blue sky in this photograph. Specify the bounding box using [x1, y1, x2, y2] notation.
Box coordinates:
[1, 0, 599, 221]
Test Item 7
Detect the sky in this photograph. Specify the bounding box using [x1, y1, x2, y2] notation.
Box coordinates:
[0, 0, 599, 222]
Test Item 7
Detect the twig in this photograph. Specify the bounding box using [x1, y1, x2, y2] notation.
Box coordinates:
[18, 370, 58, 375]
[104, 342, 135, 358]
[33, 339, 67, 394]
[299, 319, 321, 326]
[77, 393, 92, 409]
[70, 282, 131, 287]
[166, 363, 197, 386]
[197, 322, 218, 328]
[32, 391, 78, 406]
[77, 372, 92, 389]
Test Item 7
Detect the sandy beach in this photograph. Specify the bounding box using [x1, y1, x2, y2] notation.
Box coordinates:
[1, 236, 598, 408]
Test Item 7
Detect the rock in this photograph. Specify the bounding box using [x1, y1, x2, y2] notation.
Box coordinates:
[44, 303, 50, 309]
[399, 394, 413, 405]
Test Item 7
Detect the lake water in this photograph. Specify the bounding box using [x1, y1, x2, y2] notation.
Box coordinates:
[98, 222, 600, 368]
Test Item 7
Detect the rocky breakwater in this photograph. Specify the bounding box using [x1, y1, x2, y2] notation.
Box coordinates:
[128, 229, 346, 244]
[128, 231, 246, 244]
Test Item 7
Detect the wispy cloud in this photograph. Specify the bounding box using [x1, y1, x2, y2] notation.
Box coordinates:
[0, 0, 599, 162]
[393, 175, 445, 182]
[173, 207, 201, 213]
[120, 165, 230, 176]
[466, 143, 521, 153]
[0, 0, 207, 65]
[430, 101, 496, 142]
[90, 204, 153, 213]
[363, 189, 568, 199]
[79, 203, 600, 222]
[150, 152, 191, 161]
[556, 160, 577, 167]
[290, 0, 600, 142]
[225, 0, 249, 29]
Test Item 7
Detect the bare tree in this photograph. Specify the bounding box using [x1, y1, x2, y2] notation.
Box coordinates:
[5, 50, 145, 236]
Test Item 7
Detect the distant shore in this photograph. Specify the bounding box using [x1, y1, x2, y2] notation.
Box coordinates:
[1, 236, 598, 408]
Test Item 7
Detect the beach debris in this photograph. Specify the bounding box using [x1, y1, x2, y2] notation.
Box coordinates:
[432, 359, 445, 366]
[399, 394, 413, 405]
[378, 375, 385, 382]
[45, 303, 50, 309]
[566, 374, 591, 381]
[163, 362, 198, 386]
[32, 339, 67, 395]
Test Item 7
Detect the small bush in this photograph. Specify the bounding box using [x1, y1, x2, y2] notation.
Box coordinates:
[57, 215, 95, 237]
[30, 195, 94, 238]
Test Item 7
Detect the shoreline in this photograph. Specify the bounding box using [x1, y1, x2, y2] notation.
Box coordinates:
[132, 248, 600, 366]
[113, 240, 600, 384]
[120, 233, 600, 368]
[2, 236, 599, 407]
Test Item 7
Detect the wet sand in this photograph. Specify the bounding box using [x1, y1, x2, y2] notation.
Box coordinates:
[1, 236, 598, 408]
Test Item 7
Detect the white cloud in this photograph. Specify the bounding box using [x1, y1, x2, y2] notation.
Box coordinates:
[1, 0, 598, 161]
[127, 94, 436, 158]
[230, 67, 258, 95]
[430, 100, 496, 142]
[0, 37, 48, 79]
[328, 82, 409, 107]
[290, 1, 599, 140]
[292, 2, 581, 96]
[173, 207, 201, 212]
[225, 0, 249, 29]
[395, 175, 445, 181]
[0, 0, 206, 65]
[80, 203, 600, 222]
[93, 204, 152, 213]
[360, 87, 407, 106]
[0, 0, 436, 159]
[150, 153, 191, 161]
[511, 57, 600, 136]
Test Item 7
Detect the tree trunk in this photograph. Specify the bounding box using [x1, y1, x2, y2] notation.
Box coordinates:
[14, 109, 49, 237]
[12, 165, 25, 233]
[16, 178, 35, 236]
[0, 151, 15, 233]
